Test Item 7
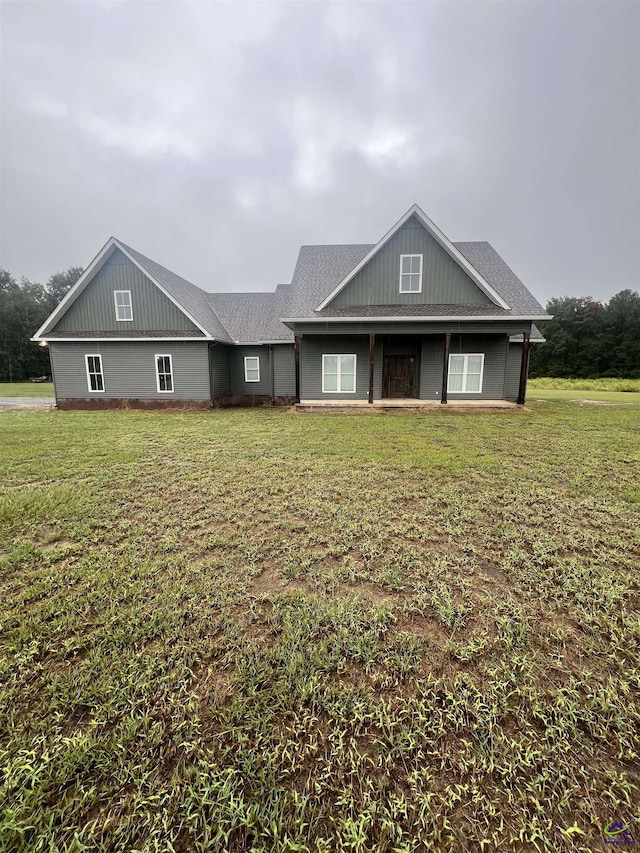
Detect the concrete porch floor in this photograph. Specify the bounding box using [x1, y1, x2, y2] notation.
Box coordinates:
[297, 398, 519, 411]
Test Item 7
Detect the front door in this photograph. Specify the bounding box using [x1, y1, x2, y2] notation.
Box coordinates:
[383, 354, 417, 398]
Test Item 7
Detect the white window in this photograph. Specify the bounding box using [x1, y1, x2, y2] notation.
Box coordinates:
[114, 290, 133, 321]
[322, 354, 356, 393]
[448, 353, 485, 393]
[244, 356, 260, 383]
[85, 354, 104, 392]
[399, 254, 423, 293]
[155, 354, 174, 393]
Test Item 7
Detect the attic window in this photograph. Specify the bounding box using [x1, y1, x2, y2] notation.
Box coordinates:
[114, 290, 133, 321]
[399, 255, 423, 293]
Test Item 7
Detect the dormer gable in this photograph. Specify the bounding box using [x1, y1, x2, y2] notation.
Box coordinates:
[316, 205, 510, 312]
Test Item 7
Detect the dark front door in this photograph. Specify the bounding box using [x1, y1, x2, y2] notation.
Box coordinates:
[383, 354, 417, 398]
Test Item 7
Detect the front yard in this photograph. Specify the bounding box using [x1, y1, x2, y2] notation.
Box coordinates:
[0, 399, 638, 851]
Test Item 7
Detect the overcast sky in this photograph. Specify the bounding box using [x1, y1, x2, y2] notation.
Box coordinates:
[1, 0, 638, 304]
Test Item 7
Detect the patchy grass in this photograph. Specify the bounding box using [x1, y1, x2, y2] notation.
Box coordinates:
[530, 377, 640, 393]
[0, 401, 639, 852]
[0, 382, 54, 398]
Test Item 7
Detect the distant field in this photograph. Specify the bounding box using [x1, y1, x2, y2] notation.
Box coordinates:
[530, 376, 640, 392]
[1, 402, 639, 851]
[0, 382, 54, 397]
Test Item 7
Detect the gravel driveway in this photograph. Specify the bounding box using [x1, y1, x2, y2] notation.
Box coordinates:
[0, 397, 56, 411]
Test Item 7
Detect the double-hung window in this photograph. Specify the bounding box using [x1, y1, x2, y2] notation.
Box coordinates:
[244, 356, 260, 382]
[85, 354, 104, 392]
[322, 354, 356, 393]
[114, 290, 133, 321]
[448, 354, 484, 393]
[156, 354, 174, 393]
[399, 254, 423, 293]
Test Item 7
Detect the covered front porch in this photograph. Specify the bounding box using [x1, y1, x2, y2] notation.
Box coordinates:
[292, 325, 533, 406]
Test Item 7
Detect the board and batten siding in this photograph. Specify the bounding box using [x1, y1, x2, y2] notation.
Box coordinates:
[49, 342, 211, 400]
[273, 344, 296, 396]
[299, 336, 382, 401]
[331, 217, 494, 308]
[52, 249, 201, 334]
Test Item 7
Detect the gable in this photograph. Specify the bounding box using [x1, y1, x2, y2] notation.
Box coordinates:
[50, 248, 202, 335]
[329, 216, 493, 308]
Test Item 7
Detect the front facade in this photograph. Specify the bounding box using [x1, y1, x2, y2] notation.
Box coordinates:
[33, 205, 549, 409]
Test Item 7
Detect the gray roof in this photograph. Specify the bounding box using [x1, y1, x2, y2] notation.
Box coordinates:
[46, 328, 204, 338]
[280, 242, 547, 319]
[109, 236, 547, 343]
[207, 287, 293, 342]
[117, 240, 233, 342]
[319, 303, 512, 318]
[454, 242, 546, 315]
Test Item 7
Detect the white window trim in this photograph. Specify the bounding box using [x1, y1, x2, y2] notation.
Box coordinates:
[114, 290, 133, 322]
[244, 356, 260, 383]
[399, 254, 423, 294]
[85, 353, 105, 393]
[155, 353, 174, 394]
[322, 354, 357, 394]
[447, 353, 485, 394]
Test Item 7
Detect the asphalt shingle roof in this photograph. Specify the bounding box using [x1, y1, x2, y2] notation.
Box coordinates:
[117, 240, 233, 341]
[106, 235, 547, 343]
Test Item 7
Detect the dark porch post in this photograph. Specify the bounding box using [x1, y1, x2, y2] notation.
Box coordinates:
[368, 333, 375, 404]
[517, 331, 531, 405]
[441, 332, 451, 404]
[294, 335, 301, 404]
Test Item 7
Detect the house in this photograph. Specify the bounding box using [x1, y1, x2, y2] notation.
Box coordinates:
[33, 205, 550, 409]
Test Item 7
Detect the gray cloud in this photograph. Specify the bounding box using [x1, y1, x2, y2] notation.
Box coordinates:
[1, 0, 638, 304]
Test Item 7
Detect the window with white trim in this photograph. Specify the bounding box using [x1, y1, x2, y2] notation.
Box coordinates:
[85, 354, 104, 392]
[244, 356, 260, 383]
[399, 254, 423, 293]
[155, 354, 174, 393]
[114, 290, 133, 321]
[448, 353, 484, 393]
[322, 354, 356, 393]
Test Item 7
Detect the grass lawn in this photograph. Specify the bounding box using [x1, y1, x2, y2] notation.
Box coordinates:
[1, 400, 639, 852]
[0, 382, 54, 398]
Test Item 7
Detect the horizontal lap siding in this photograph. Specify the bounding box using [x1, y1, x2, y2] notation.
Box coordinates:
[229, 346, 271, 395]
[421, 335, 510, 400]
[300, 336, 373, 400]
[50, 341, 210, 400]
[53, 250, 201, 334]
[210, 345, 230, 398]
[273, 345, 296, 396]
[505, 344, 523, 399]
[448, 334, 508, 400]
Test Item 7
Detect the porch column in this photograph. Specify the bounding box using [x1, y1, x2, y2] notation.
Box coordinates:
[441, 332, 451, 404]
[294, 335, 301, 404]
[517, 331, 531, 405]
[368, 333, 375, 404]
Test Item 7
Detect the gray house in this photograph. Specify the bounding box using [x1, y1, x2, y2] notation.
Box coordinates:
[33, 205, 549, 409]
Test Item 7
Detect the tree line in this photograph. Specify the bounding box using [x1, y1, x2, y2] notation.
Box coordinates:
[0, 266, 638, 381]
[530, 291, 640, 378]
[0, 267, 82, 382]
